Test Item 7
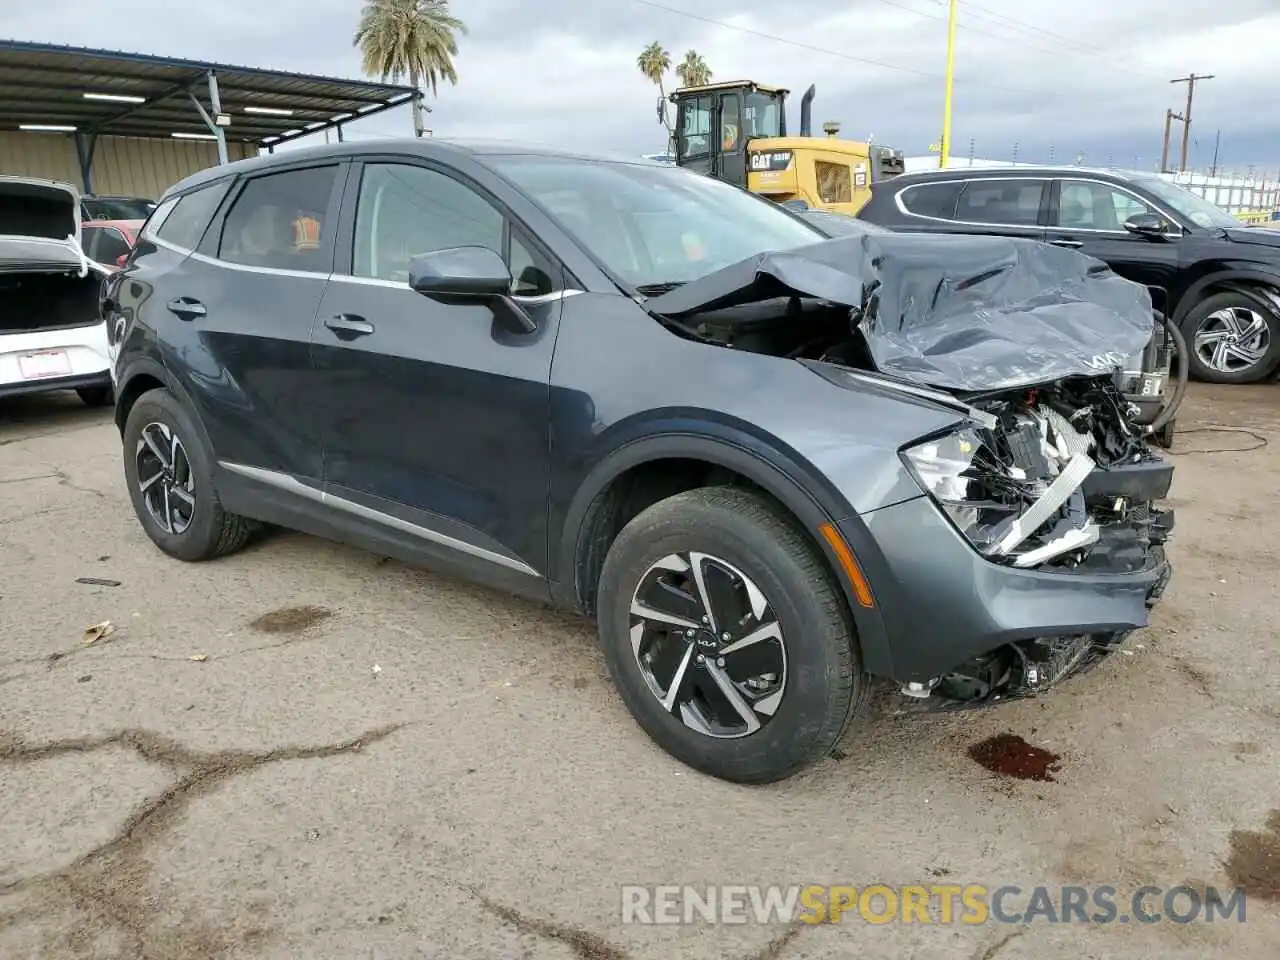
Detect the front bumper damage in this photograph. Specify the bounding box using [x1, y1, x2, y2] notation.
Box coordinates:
[859, 383, 1175, 711]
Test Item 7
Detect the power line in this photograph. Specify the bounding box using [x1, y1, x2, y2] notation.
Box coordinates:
[628, 0, 1044, 97]
[868, 0, 1164, 83]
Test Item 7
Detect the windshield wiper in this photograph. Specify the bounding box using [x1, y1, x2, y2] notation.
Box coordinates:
[635, 280, 687, 297]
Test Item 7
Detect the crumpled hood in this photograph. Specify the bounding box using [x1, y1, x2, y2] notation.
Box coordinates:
[1223, 225, 1280, 249]
[645, 232, 1155, 392]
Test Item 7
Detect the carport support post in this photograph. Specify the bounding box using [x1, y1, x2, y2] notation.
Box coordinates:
[73, 131, 98, 195]
[336, 123, 344, 143]
[207, 71, 229, 165]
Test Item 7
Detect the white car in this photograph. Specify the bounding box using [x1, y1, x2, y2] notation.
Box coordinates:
[1, 175, 114, 406]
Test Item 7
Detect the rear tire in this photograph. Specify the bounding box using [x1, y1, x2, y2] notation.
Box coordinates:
[1182, 291, 1280, 384]
[596, 486, 868, 784]
[122, 387, 251, 562]
[77, 385, 113, 407]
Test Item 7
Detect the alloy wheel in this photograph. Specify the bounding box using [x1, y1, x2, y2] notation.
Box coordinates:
[135, 421, 196, 535]
[1194, 306, 1271, 374]
[629, 551, 787, 739]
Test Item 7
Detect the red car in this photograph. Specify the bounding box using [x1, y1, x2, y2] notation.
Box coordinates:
[80, 218, 144, 269]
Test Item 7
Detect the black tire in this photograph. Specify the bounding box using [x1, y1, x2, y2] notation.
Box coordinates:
[1181, 291, 1280, 384]
[76, 385, 113, 407]
[121, 387, 251, 562]
[596, 486, 868, 784]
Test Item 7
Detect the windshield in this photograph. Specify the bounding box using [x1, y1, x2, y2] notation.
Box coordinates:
[485, 156, 823, 289]
[1131, 176, 1240, 230]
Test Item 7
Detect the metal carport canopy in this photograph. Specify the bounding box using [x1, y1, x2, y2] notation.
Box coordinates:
[0, 39, 418, 189]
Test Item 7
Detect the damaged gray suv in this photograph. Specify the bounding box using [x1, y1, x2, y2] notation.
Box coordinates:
[107, 142, 1174, 783]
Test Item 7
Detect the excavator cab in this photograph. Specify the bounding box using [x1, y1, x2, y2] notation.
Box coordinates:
[670, 81, 788, 188]
[670, 80, 904, 216]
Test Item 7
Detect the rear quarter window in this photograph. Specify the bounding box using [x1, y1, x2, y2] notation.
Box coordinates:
[152, 181, 231, 251]
[898, 181, 963, 219]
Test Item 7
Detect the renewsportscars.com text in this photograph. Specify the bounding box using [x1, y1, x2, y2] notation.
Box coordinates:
[621, 884, 1248, 926]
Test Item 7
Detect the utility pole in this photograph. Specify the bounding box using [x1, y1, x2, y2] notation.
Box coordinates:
[1170, 73, 1214, 173]
[1160, 108, 1184, 173]
[939, 0, 957, 168]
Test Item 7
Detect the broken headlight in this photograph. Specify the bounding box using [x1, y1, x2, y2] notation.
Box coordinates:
[902, 427, 1020, 551]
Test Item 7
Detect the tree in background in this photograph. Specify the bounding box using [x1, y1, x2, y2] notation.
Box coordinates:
[354, 0, 468, 137]
[676, 50, 712, 87]
[637, 41, 673, 143]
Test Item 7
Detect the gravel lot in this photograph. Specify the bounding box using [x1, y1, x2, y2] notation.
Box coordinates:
[1, 382, 1278, 959]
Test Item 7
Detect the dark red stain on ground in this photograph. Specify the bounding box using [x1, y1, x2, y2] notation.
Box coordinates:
[1224, 809, 1280, 901]
[968, 733, 1062, 782]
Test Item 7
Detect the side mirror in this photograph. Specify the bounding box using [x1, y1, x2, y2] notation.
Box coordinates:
[407, 246, 535, 334]
[1124, 213, 1170, 238]
[408, 246, 512, 297]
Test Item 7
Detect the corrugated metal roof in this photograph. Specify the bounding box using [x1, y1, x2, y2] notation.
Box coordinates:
[0, 39, 418, 146]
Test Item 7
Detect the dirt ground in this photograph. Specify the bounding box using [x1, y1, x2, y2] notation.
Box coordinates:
[1, 381, 1277, 959]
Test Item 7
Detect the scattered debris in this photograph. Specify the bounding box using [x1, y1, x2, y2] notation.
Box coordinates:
[372, 663, 382, 677]
[306, 828, 321, 841]
[1224, 809, 1280, 901]
[75, 577, 121, 587]
[969, 733, 1062, 782]
[83, 621, 115, 645]
[188, 654, 208, 663]
[249, 605, 332, 634]
[77, 675, 92, 683]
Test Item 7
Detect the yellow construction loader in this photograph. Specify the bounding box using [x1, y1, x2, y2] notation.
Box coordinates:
[668, 80, 904, 215]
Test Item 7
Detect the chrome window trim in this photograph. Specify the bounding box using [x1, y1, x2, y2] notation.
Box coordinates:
[188, 249, 330, 281]
[218, 462, 542, 578]
[893, 174, 1185, 237]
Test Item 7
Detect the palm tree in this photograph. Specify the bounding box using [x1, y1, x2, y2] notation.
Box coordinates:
[637, 41, 673, 140]
[354, 0, 468, 137]
[676, 50, 712, 88]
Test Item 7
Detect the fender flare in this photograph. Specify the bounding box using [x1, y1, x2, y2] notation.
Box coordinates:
[554, 427, 896, 677]
[1173, 268, 1280, 325]
[113, 357, 214, 451]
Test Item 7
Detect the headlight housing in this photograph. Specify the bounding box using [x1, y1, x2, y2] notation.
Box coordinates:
[901, 426, 1012, 551]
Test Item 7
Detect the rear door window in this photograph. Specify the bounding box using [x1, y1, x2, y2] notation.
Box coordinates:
[217, 165, 340, 272]
[954, 179, 1047, 227]
[153, 181, 231, 251]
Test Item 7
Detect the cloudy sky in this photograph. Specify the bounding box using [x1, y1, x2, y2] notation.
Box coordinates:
[9, 0, 1280, 174]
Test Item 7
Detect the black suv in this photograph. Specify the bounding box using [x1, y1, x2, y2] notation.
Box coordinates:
[857, 166, 1280, 384]
[104, 141, 1173, 783]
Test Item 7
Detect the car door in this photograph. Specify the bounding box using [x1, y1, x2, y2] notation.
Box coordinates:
[310, 157, 565, 589]
[167, 161, 345, 482]
[1044, 178, 1181, 307]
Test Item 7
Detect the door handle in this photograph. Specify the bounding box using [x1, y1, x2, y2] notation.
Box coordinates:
[166, 297, 206, 320]
[324, 314, 375, 339]
[1050, 239, 1083, 248]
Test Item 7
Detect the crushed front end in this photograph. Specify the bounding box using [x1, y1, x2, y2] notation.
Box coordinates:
[888, 374, 1173, 711]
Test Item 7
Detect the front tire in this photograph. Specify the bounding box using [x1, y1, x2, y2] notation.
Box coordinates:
[596, 486, 867, 783]
[121, 387, 251, 562]
[1182, 291, 1280, 384]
